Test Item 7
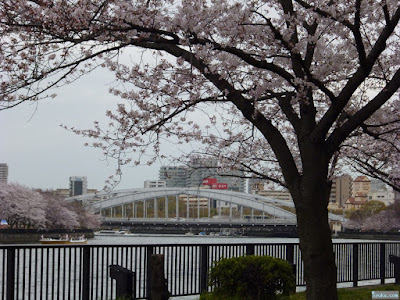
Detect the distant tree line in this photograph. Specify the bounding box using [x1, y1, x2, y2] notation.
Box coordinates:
[345, 201, 400, 232]
[0, 182, 100, 229]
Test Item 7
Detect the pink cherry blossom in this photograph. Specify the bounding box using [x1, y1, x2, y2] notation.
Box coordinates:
[1, 1, 399, 299]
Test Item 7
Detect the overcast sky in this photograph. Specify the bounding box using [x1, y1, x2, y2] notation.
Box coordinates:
[0, 68, 162, 191]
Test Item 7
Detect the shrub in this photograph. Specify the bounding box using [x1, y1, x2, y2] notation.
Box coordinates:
[208, 255, 295, 300]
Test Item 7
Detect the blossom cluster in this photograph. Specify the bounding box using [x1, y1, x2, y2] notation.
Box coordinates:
[0, 0, 398, 190]
[0, 183, 100, 229]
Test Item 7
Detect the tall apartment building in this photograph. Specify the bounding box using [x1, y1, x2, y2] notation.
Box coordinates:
[159, 157, 246, 192]
[69, 176, 88, 196]
[159, 166, 187, 188]
[186, 157, 246, 192]
[0, 163, 8, 183]
[352, 176, 371, 196]
[186, 157, 219, 187]
[329, 175, 352, 208]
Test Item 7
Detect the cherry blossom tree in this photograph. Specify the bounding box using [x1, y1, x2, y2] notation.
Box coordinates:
[67, 200, 101, 229]
[362, 209, 400, 232]
[0, 184, 99, 229]
[345, 203, 400, 232]
[1, 1, 399, 299]
[0, 183, 46, 229]
[40, 192, 80, 229]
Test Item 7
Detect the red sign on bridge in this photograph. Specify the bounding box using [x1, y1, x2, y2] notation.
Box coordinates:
[202, 178, 228, 189]
[211, 183, 228, 190]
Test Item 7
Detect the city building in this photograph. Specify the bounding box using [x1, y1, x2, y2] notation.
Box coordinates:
[368, 190, 395, 206]
[185, 156, 219, 188]
[345, 192, 368, 210]
[249, 180, 266, 193]
[249, 180, 292, 202]
[69, 176, 88, 196]
[352, 176, 371, 196]
[144, 180, 166, 188]
[159, 166, 187, 188]
[52, 189, 71, 198]
[179, 194, 210, 208]
[329, 175, 352, 208]
[0, 163, 8, 183]
[370, 178, 388, 192]
[189, 157, 246, 192]
[159, 157, 246, 192]
[256, 189, 293, 202]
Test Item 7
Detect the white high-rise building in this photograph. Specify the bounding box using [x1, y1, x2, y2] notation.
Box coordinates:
[144, 180, 166, 188]
[0, 163, 8, 183]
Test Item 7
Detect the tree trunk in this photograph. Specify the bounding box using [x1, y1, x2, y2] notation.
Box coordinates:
[292, 174, 338, 300]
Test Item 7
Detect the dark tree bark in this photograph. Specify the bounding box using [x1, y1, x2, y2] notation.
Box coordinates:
[283, 139, 338, 300]
[293, 176, 337, 300]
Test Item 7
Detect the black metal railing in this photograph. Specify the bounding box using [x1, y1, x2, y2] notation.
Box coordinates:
[1, 242, 400, 299]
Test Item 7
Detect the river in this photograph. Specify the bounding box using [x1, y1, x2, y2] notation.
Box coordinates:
[89, 232, 392, 245]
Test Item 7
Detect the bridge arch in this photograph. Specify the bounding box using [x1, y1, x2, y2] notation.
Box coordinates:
[68, 187, 296, 220]
[67, 187, 344, 222]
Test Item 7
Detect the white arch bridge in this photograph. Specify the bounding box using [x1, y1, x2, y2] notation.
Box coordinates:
[67, 188, 344, 225]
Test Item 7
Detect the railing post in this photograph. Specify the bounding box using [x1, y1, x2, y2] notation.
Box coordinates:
[82, 246, 90, 300]
[389, 255, 400, 284]
[246, 245, 255, 256]
[380, 243, 386, 284]
[286, 244, 294, 265]
[110, 265, 135, 300]
[200, 245, 209, 293]
[146, 246, 154, 298]
[6, 247, 15, 300]
[286, 243, 296, 290]
[353, 243, 359, 287]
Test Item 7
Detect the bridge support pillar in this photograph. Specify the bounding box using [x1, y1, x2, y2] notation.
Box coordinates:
[197, 198, 200, 220]
[165, 196, 168, 219]
[186, 195, 190, 219]
[176, 195, 179, 218]
[154, 198, 158, 218]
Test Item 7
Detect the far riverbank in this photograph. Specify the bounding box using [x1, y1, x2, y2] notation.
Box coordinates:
[334, 231, 400, 241]
[0, 228, 94, 244]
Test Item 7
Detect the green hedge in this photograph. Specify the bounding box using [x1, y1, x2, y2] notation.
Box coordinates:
[207, 255, 295, 300]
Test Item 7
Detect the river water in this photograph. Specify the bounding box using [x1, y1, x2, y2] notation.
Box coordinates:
[90, 233, 299, 245]
[89, 233, 387, 245]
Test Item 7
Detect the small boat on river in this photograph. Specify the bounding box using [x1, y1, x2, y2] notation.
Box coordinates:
[39, 235, 87, 245]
